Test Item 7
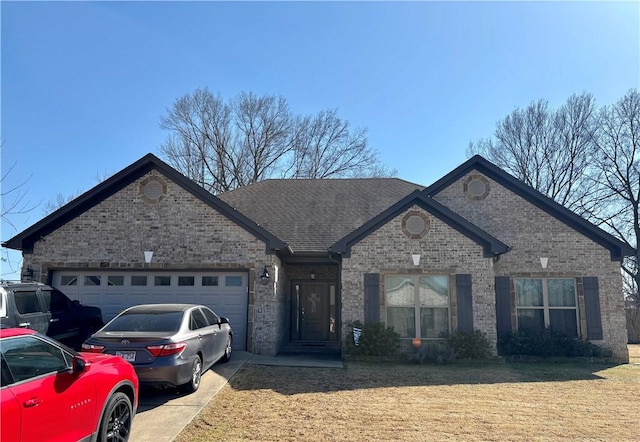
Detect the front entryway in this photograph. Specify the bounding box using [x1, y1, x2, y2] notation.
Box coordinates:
[290, 280, 338, 342]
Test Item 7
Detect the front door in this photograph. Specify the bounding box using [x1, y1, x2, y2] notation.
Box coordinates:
[292, 281, 337, 341]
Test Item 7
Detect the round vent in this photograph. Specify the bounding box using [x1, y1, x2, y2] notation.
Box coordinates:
[143, 180, 164, 200]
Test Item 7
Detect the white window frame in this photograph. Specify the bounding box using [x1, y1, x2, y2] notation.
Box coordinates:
[514, 278, 579, 335]
[384, 275, 451, 339]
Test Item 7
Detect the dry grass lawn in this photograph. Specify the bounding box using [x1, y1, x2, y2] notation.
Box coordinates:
[177, 346, 640, 441]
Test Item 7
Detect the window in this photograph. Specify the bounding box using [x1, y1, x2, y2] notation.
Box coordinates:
[84, 276, 101, 286]
[515, 278, 578, 337]
[131, 276, 148, 286]
[202, 276, 219, 287]
[14, 291, 42, 314]
[2, 336, 71, 383]
[178, 276, 195, 286]
[190, 309, 208, 330]
[108, 276, 124, 286]
[225, 276, 242, 287]
[385, 275, 450, 339]
[40, 289, 71, 313]
[154, 276, 171, 286]
[201, 307, 219, 326]
[60, 276, 77, 286]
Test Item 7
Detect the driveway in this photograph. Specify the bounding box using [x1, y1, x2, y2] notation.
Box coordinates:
[129, 351, 343, 442]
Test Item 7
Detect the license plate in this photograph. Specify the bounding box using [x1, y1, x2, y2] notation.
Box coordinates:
[116, 351, 136, 362]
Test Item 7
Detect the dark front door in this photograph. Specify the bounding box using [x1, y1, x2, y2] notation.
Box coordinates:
[300, 281, 329, 340]
[291, 281, 334, 341]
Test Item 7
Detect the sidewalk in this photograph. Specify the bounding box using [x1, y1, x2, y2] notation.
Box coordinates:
[129, 351, 343, 442]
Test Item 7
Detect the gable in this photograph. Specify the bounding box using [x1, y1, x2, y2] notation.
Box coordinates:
[330, 190, 509, 258]
[3, 154, 287, 254]
[425, 155, 635, 261]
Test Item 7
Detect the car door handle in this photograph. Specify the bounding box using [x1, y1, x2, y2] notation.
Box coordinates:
[19, 322, 30, 328]
[24, 397, 42, 408]
[49, 318, 59, 323]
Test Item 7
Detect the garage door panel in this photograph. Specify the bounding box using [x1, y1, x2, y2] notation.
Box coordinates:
[53, 271, 248, 350]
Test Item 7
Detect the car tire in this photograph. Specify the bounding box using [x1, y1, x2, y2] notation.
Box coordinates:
[221, 336, 232, 363]
[98, 392, 133, 442]
[183, 355, 202, 393]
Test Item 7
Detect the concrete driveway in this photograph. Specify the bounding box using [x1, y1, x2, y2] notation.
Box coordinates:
[129, 351, 343, 442]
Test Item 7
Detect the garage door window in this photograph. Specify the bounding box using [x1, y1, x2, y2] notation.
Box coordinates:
[108, 276, 124, 286]
[178, 277, 195, 286]
[61, 276, 77, 286]
[131, 276, 148, 286]
[202, 276, 219, 286]
[154, 276, 171, 286]
[225, 276, 242, 287]
[85, 276, 101, 286]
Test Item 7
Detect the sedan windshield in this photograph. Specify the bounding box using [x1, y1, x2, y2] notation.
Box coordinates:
[104, 311, 183, 332]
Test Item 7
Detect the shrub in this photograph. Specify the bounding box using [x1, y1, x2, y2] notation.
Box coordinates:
[405, 341, 455, 364]
[446, 330, 492, 359]
[345, 321, 400, 357]
[498, 329, 611, 358]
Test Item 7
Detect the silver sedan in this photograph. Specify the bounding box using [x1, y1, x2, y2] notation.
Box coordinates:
[82, 303, 232, 393]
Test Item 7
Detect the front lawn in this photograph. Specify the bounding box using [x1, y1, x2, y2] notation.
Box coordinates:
[177, 345, 640, 441]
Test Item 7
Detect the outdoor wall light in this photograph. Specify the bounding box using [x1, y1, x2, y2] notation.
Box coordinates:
[144, 251, 154, 264]
[412, 254, 421, 266]
[259, 266, 271, 284]
[22, 266, 34, 282]
[540, 257, 549, 269]
[310, 270, 316, 280]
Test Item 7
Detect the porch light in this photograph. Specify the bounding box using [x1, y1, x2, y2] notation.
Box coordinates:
[22, 266, 34, 282]
[540, 257, 548, 269]
[144, 251, 154, 264]
[310, 270, 316, 280]
[412, 254, 421, 266]
[259, 266, 270, 284]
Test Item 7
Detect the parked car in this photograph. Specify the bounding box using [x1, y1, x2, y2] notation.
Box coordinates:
[82, 303, 233, 392]
[1, 327, 138, 442]
[0, 282, 104, 349]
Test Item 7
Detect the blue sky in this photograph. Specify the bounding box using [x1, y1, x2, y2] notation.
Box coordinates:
[2, 1, 639, 279]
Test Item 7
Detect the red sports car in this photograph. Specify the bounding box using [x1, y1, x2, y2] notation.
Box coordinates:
[1, 328, 139, 442]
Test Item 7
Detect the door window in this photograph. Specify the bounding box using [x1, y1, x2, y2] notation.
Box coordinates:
[190, 309, 208, 330]
[2, 336, 71, 384]
[13, 291, 42, 314]
[201, 307, 220, 326]
[40, 289, 72, 313]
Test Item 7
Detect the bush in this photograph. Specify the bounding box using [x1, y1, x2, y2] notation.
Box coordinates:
[344, 321, 399, 357]
[405, 341, 455, 364]
[498, 329, 611, 358]
[446, 330, 492, 359]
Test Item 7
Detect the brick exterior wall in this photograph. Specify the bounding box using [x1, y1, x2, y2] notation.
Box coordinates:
[434, 169, 629, 362]
[21, 170, 283, 356]
[341, 204, 497, 354]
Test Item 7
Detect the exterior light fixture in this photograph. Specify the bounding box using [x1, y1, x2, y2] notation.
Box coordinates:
[412, 337, 422, 348]
[412, 254, 421, 266]
[144, 251, 154, 264]
[540, 257, 548, 269]
[22, 266, 34, 282]
[310, 270, 316, 280]
[259, 266, 270, 284]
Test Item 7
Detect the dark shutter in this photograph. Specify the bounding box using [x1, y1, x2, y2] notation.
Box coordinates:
[456, 274, 473, 332]
[364, 273, 380, 323]
[583, 277, 603, 340]
[495, 276, 512, 337]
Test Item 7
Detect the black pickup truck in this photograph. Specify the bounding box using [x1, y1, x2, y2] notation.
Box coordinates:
[0, 282, 103, 349]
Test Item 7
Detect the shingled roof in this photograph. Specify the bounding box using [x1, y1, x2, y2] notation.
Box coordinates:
[218, 178, 424, 253]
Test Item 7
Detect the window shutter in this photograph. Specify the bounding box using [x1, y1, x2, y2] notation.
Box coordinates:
[495, 276, 512, 337]
[583, 277, 603, 340]
[455, 274, 473, 332]
[364, 273, 380, 323]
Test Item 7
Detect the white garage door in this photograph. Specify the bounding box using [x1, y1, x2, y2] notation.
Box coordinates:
[52, 270, 249, 350]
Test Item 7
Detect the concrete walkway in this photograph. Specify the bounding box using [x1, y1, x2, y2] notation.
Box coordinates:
[129, 351, 343, 442]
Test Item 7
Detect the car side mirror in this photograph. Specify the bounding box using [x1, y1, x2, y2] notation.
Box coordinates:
[219, 317, 229, 325]
[72, 356, 87, 373]
[71, 300, 81, 309]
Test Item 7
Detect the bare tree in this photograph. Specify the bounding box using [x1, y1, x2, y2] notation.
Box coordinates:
[160, 89, 393, 193]
[591, 90, 640, 309]
[468, 93, 599, 214]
